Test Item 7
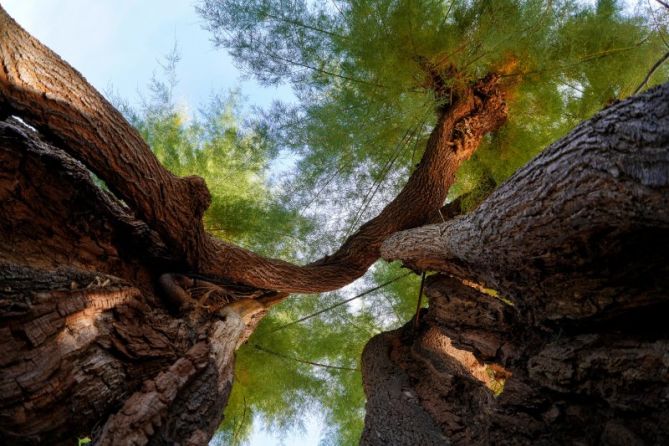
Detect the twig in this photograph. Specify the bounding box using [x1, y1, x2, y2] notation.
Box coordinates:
[633, 50, 669, 95]
[265, 273, 412, 334]
[253, 344, 360, 371]
[655, 0, 669, 10]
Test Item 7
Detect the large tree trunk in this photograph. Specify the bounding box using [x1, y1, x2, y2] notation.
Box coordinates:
[0, 6, 507, 293]
[0, 118, 280, 445]
[2, 5, 667, 445]
[361, 83, 669, 445]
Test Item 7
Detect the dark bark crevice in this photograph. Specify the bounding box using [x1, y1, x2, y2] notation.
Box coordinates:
[382, 81, 669, 324]
[0, 119, 270, 445]
[2, 5, 668, 445]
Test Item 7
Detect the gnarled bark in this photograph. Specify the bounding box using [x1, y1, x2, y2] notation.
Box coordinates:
[382, 81, 669, 322]
[3, 5, 667, 445]
[0, 119, 277, 445]
[363, 83, 669, 445]
[0, 6, 510, 444]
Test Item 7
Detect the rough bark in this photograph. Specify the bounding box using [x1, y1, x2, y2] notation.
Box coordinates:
[0, 6, 507, 293]
[0, 10, 216, 269]
[382, 81, 669, 322]
[3, 4, 667, 445]
[0, 119, 278, 445]
[0, 260, 253, 446]
[0, 6, 512, 444]
[362, 83, 669, 445]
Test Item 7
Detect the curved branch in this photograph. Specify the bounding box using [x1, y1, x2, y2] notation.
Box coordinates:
[0, 6, 507, 293]
[0, 8, 211, 266]
[198, 76, 507, 292]
[381, 82, 669, 320]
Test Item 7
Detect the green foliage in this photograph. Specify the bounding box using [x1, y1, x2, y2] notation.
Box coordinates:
[201, 0, 668, 234]
[217, 265, 418, 445]
[114, 49, 311, 257]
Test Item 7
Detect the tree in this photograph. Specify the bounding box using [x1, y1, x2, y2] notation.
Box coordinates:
[0, 1, 668, 445]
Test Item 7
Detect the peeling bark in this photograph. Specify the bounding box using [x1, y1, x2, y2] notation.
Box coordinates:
[0, 260, 257, 446]
[2, 5, 668, 445]
[0, 120, 274, 445]
[0, 7, 509, 442]
[382, 82, 669, 322]
[361, 274, 669, 445]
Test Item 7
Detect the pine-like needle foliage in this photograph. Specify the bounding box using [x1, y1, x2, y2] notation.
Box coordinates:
[217, 266, 420, 446]
[112, 50, 311, 257]
[200, 0, 668, 226]
[194, 1, 669, 444]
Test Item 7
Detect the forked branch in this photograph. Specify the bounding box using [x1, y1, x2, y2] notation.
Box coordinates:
[0, 6, 507, 293]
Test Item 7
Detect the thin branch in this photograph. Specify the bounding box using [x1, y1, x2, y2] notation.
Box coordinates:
[328, 0, 346, 20]
[265, 273, 412, 334]
[340, 109, 431, 240]
[342, 124, 419, 240]
[501, 37, 652, 80]
[633, 50, 669, 95]
[252, 344, 360, 371]
[256, 48, 387, 89]
[262, 13, 345, 39]
[655, 0, 669, 10]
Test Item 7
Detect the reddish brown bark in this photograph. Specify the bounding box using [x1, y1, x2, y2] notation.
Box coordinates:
[0, 5, 507, 445]
[0, 9, 211, 269]
[4, 4, 666, 445]
[0, 118, 279, 445]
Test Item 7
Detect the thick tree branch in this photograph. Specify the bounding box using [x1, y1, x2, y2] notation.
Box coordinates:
[0, 8, 210, 267]
[381, 82, 669, 320]
[198, 75, 507, 291]
[0, 6, 507, 293]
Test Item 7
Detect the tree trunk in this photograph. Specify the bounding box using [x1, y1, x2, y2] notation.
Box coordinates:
[2, 5, 668, 445]
[0, 6, 507, 293]
[0, 118, 280, 445]
[361, 83, 669, 445]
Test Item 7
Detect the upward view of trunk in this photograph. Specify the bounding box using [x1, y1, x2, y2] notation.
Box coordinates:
[1, 5, 667, 446]
[362, 83, 669, 445]
[0, 117, 279, 445]
[0, 7, 507, 293]
[0, 7, 505, 445]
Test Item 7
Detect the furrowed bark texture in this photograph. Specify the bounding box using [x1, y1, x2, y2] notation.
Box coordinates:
[0, 5, 507, 293]
[383, 81, 669, 321]
[0, 119, 276, 445]
[0, 8, 211, 268]
[362, 83, 669, 445]
[205, 74, 507, 291]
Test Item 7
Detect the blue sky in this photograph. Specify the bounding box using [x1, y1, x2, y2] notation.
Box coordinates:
[2, 1, 320, 445]
[3, 0, 294, 111]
